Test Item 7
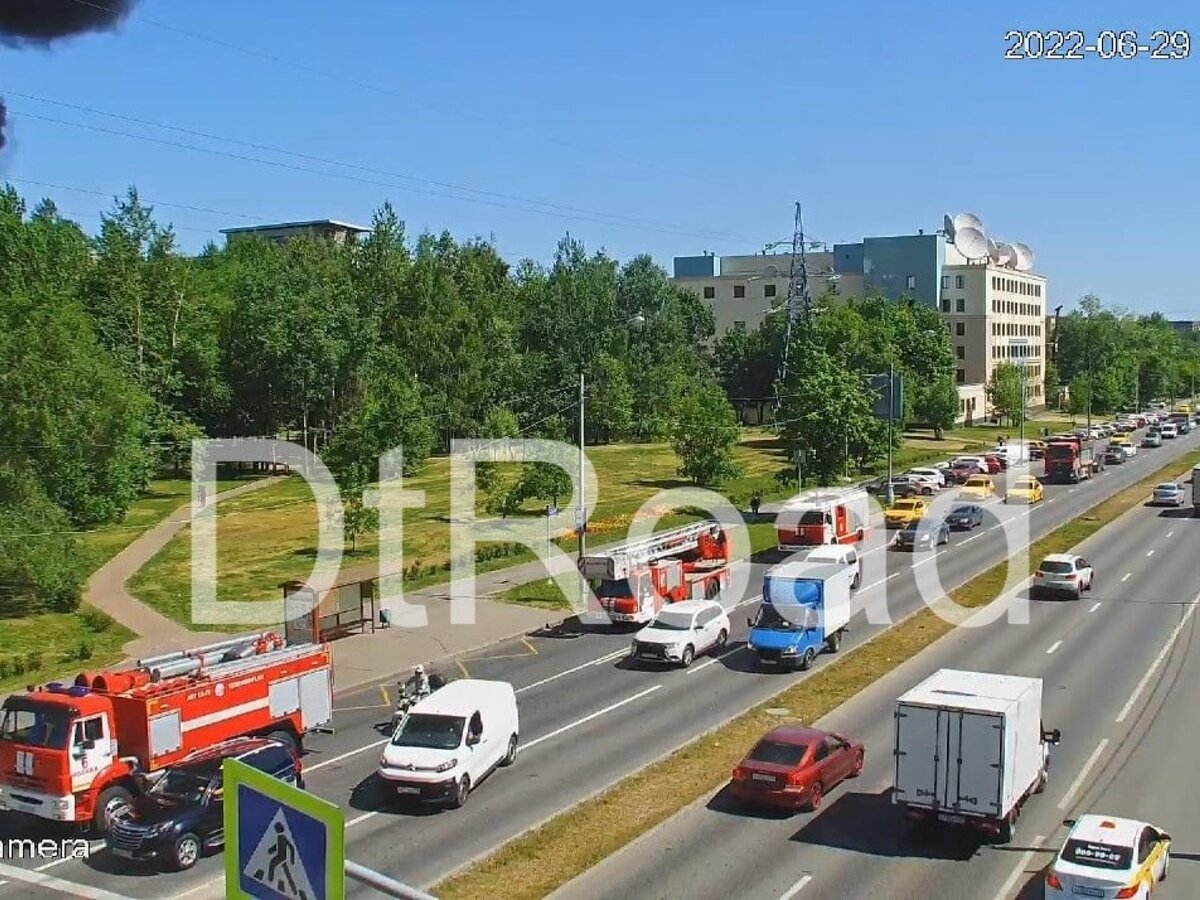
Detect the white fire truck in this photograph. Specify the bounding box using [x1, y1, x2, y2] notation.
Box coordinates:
[579, 520, 731, 624]
[776, 488, 870, 551]
[0, 632, 331, 834]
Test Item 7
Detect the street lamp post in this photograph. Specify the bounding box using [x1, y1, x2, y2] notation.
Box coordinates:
[885, 360, 895, 507]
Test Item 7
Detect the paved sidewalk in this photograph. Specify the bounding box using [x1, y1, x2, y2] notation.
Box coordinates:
[84, 476, 284, 659]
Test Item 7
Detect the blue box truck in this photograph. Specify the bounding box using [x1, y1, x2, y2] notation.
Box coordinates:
[746, 562, 853, 670]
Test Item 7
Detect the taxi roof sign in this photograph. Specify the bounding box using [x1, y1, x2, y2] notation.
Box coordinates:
[224, 756, 345, 900]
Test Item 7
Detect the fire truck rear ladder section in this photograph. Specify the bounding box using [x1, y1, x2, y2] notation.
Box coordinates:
[581, 520, 724, 577]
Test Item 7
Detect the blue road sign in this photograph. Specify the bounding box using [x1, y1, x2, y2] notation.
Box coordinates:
[224, 757, 345, 900]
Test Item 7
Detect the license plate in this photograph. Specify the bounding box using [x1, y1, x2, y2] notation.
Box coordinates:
[395, 786, 421, 795]
[1071, 887, 1104, 898]
[110, 848, 134, 859]
[752, 773, 776, 783]
[937, 813, 966, 824]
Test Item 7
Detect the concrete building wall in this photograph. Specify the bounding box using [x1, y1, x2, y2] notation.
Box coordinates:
[956, 383, 986, 425]
[860, 233, 944, 308]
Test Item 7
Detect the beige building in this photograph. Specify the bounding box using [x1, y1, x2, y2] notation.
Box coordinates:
[221, 219, 371, 246]
[940, 241, 1047, 407]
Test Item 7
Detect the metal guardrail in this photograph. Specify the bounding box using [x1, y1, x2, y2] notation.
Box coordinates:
[345, 860, 438, 899]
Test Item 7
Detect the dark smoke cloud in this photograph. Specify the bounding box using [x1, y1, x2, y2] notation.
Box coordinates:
[0, 0, 139, 48]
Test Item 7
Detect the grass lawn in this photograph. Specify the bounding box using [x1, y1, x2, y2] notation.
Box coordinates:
[0, 607, 135, 694]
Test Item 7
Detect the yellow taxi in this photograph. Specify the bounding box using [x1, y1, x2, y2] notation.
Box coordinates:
[1110, 433, 1132, 448]
[1005, 475, 1044, 504]
[1045, 814, 1170, 899]
[884, 498, 928, 529]
[959, 474, 995, 502]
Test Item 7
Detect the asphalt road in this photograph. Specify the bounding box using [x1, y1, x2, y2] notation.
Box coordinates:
[1, 426, 1196, 899]
[554, 444, 1200, 900]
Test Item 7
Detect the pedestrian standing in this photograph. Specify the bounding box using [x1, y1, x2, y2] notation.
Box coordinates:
[750, 493, 761, 519]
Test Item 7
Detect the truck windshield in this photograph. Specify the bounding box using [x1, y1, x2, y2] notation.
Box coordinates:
[751, 605, 801, 631]
[748, 739, 808, 767]
[593, 579, 632, 599]
[797, 511, 826, 525]
[1060, 839, 1132, 870]
[0, 701, 71, 750]
[391, 713, 466, 750]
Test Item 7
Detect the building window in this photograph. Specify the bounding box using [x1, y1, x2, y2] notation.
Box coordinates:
[906, 275, 917, 290]
[956, 322, 965, 336]
[954, 275, 964, 289]
[955, 298, 965, 313]
[941, 299, 950, 313]
[941, 275, 949, 288]
[733, 284, 745, 298]
[764, 284, 776, 298]
[955, 345, 965, 359]
[703, 286, 715, 300]
[956, 369, 966, 384]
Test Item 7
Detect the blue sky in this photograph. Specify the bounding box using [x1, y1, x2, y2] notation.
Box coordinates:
[2, 0, 1197, 314]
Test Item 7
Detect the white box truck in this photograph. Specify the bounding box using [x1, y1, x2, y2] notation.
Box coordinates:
[892, 669, 1060, 842]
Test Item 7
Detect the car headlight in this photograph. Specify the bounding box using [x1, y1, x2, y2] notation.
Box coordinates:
[781, 646, 798, 655]
[434, 758, 458, 773]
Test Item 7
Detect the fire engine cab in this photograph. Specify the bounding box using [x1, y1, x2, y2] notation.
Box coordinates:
[579, 520, 731, 624]
[0, 632, 331, 834]
[776, 488, 869, 550]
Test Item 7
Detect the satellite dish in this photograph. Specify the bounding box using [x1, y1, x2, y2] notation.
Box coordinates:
[995, 242, 1016, 267]
[943, 214, 956, 240]
[1012, 242, 1035, 271]
[987, 239, 1000, 262]
[953, 212, 984, 233]
[954, 226, 988, 260]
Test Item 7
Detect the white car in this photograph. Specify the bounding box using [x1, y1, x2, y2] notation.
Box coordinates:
[905, 470, 944, 491]
[1045, 814, 1170, 899]
[1160, 423, 1178, 439]
[797, 542, 863, 589]
[1144, 430, 1163, 448]
[1033, 553, 1094, 600]
[630, 599, 730, 667]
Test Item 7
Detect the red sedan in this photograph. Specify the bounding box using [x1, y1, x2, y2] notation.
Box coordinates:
[982, 455, 1004, 473]
[730, 725, 864, 811]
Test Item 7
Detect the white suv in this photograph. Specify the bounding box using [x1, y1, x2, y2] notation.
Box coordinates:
[630, 599, 731, 667]
[1033, 554, 1094, 600]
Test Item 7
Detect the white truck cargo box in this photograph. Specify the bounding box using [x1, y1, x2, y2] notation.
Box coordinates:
[893, 669, 1044, 824]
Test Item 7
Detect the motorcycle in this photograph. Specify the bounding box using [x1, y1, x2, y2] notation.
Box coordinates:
[389, 674, 446, 731]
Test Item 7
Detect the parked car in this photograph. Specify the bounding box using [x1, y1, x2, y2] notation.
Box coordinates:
[629, 599, 730, 667]
[905, 469, 945, 491]
[960, 474, 996, 502]
[729, 725, 864, 811]
[1152, 482, 1185, 507]
[945, 503, 984, 530]
[950, 460, 985, 483]
[1045, 815, 1170, 899]
[107, 737, 302, 871]
[1033, 553, 1094, 600]
[884, 498, 928, 528]
[1006, 476, 1044, 504]
[865, 477, 920, 499]
[893, 517, 950, 551]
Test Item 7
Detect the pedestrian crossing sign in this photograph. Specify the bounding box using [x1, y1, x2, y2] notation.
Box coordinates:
[224, 757, 344, 900]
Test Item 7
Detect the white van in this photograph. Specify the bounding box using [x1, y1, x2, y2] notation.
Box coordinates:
[378, 679, 518, 808]
[796, 543, 862, 590]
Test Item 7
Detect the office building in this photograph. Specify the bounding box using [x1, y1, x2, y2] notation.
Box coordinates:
[220, 219, 371, 246]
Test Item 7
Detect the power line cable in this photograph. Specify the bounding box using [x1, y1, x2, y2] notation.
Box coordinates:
[6, 90, 751, 242]
[65, 0, 729, 190]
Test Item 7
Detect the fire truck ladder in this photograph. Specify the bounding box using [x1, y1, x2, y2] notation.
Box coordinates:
[135, 632, 284, 682]
[589, 520, 722, 570]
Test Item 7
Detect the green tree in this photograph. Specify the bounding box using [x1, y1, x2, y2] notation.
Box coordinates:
[917, 377, 960, 439]
[586, 353, 634, 443]
[670, 382, 742, 486]
[986, 363, 1024, 425]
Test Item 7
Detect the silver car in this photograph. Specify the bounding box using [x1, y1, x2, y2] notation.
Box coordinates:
[1152, 482, 1184, 506]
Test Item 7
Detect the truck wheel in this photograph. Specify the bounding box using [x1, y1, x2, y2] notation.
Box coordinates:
[800, 647, 816, 671]
[172, 832, 202, 871]
[680, 645, 695, 668]
[267, 729, 299, 754]
[825, 631, 842, 653]
[450, 775, 471, 809]
[91, 785, 132, 835]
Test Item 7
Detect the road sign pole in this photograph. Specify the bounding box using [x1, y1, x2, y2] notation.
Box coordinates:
[345, 860, 438, 899]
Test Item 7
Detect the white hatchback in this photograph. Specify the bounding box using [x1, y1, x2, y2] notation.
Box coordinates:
[1045, 814, 1170, 899]
[630, 599, 730, 667]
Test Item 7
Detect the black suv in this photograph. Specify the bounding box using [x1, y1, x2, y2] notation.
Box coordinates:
[107, 737, 302, 871]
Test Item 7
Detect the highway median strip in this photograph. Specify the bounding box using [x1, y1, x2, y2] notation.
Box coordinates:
[431, 449, 1200, 900]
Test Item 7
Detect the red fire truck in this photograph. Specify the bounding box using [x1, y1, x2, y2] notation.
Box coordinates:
[776, 488, 870, 550]
[0, 633, 332, 834]
[579, 520, 731, 623]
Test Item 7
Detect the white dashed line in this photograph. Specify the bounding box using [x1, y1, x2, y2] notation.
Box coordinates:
[778, 874, 813, 900]
[1089, 601, 1102, 613]
[1046, 640, 1062, 655]
[1146, 549, 1155, 557]
[1058, 739, 1109, 810]
[1121, 573, 1131, 582]
[524, 685, 663, 750]
[1166, 530, 1175, 538]
[687, 646, 742, 675]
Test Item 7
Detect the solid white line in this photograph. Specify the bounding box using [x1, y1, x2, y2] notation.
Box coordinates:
[777, 874, 813, 900]
[1046, 640, 1062, 655]
[1116, 596, 1200, 723]
[33, 842, 106, 872]
[992, 833, 1046, 900]
[1121, 573, 1131, 583]
[1089, 601, 1102, 613]
[524, 685, 663, 750]
[1146, 549, 1155, 558]
[1058, 739, 1109, 810]
[514, 648, 628, 694]
[305, 739, 388, 773]
[0, 862, 137, 900]
[687, 646, 742, 675]
[347, 811, 376, 828]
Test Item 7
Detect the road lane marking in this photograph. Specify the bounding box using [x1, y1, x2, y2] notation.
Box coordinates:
[1058, 739, 1109, 810]
[777, 874, 813, 900]
[860, 572, 899, 592]
[992, 833, 1046, 900]
[305, 739, 389, 773]
[1068, 487, 1077, 492]
[1121, 573, 1131, 583]
[961, 533, 983, 544]
[336, 703, 389, 712]
[347, 811, 376, 828]
[525, 685, 663, 750]
[1167, 530, 1174, 538]
[1046, 497, 1056, 504]
[0, 862, 136, 900]
[1145, 549, 1155, 558]
[514, 648, 628, 694]
[456, 658, 470, 678]
[1046, 640, 1062, 655]
[687, 646, 743, 675]
[1089, 602, 1102, 613]
[1116, 594, 1200, 723]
